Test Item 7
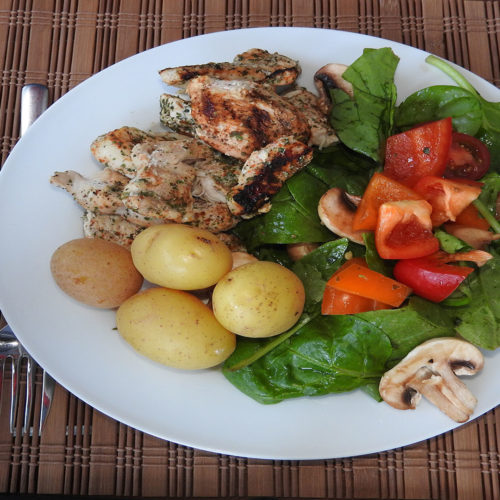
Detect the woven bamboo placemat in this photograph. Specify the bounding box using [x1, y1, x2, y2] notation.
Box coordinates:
[0, 1, 499, 498]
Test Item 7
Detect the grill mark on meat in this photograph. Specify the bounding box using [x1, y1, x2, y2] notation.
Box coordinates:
[246, 106, 272, 147]
[201, 94, 217, 120]
[232, 142, 312, 214]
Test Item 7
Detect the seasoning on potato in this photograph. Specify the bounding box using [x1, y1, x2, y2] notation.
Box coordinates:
[116, 287, 236, 369]
[131, 224, 233, 290]
[212, 261, 306, 338]
[50, 237, 143, 309]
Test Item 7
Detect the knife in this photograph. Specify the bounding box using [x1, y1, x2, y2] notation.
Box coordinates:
[20, 83, 56, 434]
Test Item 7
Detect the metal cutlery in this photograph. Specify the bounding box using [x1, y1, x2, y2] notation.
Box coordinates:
[0, 83, 56, 435]
[0, 324, 35, 435]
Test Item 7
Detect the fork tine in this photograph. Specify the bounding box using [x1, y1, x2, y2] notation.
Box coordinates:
[0, 359, 4, 408]
[22, 355, 35, 436]
[9, 357, 18, 434]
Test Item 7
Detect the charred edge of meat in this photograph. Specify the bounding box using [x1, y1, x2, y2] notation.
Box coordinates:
[267, 67, 299, 82]
[232, 146, 312, 214]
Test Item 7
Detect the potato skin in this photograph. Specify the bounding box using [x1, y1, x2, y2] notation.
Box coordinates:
[131, 224, 232, 290]
[212, 261, 305, 338]
[116, 287, 236, 369]
[50, 238, 143, 309]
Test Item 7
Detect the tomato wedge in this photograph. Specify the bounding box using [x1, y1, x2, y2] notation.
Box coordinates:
[393, 252, 476, 302]
[352, 173, 421, 231]
[444, 132, 491, 180]
[375, 200, 439, 259]
[412, 176, 482, 226]
[383, 117, 453, 187]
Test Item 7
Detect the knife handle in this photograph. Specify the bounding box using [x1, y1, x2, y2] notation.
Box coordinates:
[20, 84, 49, 136]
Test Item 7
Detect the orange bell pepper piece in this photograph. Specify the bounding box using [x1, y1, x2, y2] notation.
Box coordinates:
[321, 285, 391, 315]
[322, 258, 392, 315]
[326, 261, 412, 308]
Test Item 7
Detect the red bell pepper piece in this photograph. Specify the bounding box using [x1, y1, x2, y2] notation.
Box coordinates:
[393, 252, 476, 302]
[375, 200, 440, 259]
[383, 117, 453, 187]
[412, 176, 482, 227]
[352, 173, 422, 231]
[454, 203, 490, 231]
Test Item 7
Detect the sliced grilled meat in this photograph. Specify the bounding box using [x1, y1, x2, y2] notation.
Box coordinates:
[159, 48, 300, 88]
[227, 136, 313, 217]
[186, 76, 311, 160]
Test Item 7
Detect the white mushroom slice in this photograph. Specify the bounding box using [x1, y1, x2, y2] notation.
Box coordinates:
[379, 338, 484, 423]
[318, 188, 365, 244]
[231, 251, 258, 269]
[286, 242, 319, 261]
[314, 63, 353, 114]
[443, 223, 500, 249]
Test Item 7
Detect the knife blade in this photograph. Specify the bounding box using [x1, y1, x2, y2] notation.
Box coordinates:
[20, 83, 56, 434]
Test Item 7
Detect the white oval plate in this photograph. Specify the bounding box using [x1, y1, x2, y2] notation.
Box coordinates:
[0, 27, 498, 460]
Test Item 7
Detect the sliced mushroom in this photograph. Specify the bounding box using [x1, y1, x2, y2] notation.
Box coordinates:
[314, 63, 354, 114]
[318, 188, 365, 244]
[379, 338, 484, 423]
[286, 242, 319, 261]
[443, 223, 500, 249]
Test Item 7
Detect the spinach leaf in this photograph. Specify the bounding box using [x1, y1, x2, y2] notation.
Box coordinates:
[223, 297, 455, 404]
[445, 254, 500, 349]
[359, 297, 456, 366]
[395, 86, 483, 135]
[223, 314, 393, 404]
[363, 232, 392, 276]
[477, 172, 500, 214]
[473, 172, 500, 233]
[291, 239, 350, 313]
[330, 47, 399, 163]
[477, 128, 500, 169]
[435, 228, 471, 253]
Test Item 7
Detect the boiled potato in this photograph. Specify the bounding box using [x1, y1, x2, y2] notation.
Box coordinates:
[50, 238, 143, 309]
[212, 261, 305, 338]
[116, 287, 236, 369]
[131, 224, 232, 290]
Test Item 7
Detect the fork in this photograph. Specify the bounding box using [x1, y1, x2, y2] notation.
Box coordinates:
[0, 323, 35, 435]
[0, 84, 54, 436]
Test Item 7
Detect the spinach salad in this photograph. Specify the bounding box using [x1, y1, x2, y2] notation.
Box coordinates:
[222, 48, 500, 405]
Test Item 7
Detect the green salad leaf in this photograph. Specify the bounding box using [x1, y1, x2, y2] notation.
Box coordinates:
[291, 238, 350, 313]
[395, 86, 483, 135]
[223, 314, 393, 404]
[330, 47, 399, 162]
[223, 297, 455, 404]
[444, 252, 500, 350]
